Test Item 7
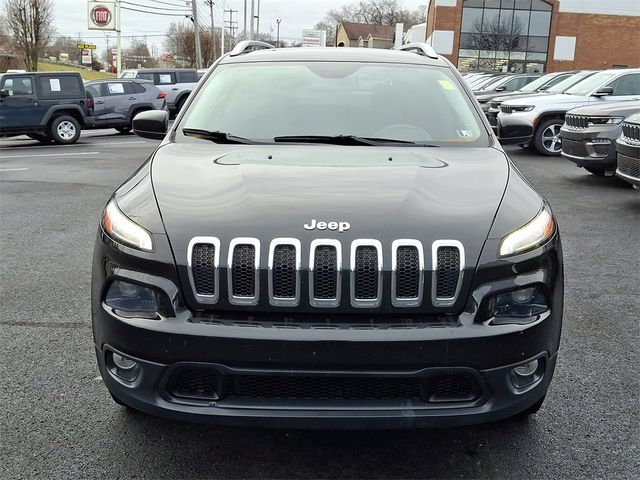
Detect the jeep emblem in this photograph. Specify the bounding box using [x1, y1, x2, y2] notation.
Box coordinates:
[304, 219, 351, 233]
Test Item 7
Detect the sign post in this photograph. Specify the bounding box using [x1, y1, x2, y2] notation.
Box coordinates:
[87, 1, 120, 75]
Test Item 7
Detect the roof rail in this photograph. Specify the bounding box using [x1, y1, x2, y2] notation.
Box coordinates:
[229, 40, 276, 57]
[396, 43, 439, 59]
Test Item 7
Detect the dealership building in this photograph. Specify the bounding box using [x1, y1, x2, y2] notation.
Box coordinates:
[421, 0, 640, 72]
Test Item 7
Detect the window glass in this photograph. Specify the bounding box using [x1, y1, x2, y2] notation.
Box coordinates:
[526, 52, 547, 61]
[499, 9, 514, 34]
[85, 84, 102, 97]
[136, 72, 154, 81]
[120, 71, 136, 79]
[2, 76, 33, 95]
[182, 63, 489, 147]
[482, 9, 500, 32]
[527, 36, 548, 52]
[461, 8, 484, 33]
[514, 0, 531, 9]
[531, 0, 552, 10]
[501, 0, 516, 8]
[484, 0, 501, 8]
[129, 82, 146, 94]
[463, 0, 484, 7]
[546, 72, 595, 93]
[37, 75, 82, 97]
[607, 74, 640, 96]
[529, 11, 551, 36]
[177, 70, 198, 83]
[107, 82, 126, 95]
[564, 71, 618, 96]
[512, 10, 530, 35]
[520, 72, 555, 91]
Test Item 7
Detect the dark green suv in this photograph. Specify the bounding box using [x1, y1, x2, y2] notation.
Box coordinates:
[0, 71, 94, 144]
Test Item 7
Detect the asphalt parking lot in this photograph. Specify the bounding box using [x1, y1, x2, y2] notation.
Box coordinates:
[1, 131, 638, 479]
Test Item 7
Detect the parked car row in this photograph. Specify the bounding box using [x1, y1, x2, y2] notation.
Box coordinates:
[0, 68, 201, 144]
[466, 68, 640, 187]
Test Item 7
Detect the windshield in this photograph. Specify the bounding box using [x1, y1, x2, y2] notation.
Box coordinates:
[120, 71, 136, 79]
[480, 76, 511, 91]
[546, 72, 591, 93]
[564, 71, 617, 96]
[181, 62, 488, 147]
[520, 73, 557, 93]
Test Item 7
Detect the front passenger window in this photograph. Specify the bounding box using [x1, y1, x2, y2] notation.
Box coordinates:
[607, 74, 640, 96]
[2, 77, 33, 96]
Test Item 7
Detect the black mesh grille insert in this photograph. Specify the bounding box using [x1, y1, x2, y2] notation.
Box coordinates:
[561, 138, 589, 158]
[425, 374, 481, 403]
[232, 244, 256, 297]
[226, 375, 423, 400]
[436, 247, 460, 299]
[272, 245, 297, 299]
[191, 243, 216, 296]
[617, 154, 640, 179]
[396, 246, 420, 299]
[167, 367, 220, 401]
[313, 246, 337, 299]
[354, 246, 379, 300]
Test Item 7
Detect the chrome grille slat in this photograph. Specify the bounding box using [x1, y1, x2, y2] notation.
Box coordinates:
[431, 240, 465, 307]
[391, 240, 424, 307]
[350, 240, 383, 308]
[309, 239, 341, 308]
[268, 238, 301, 307]
[187, 237, 221, 304]
[621, 121, 640, 143]
[228, 238, 260, 306]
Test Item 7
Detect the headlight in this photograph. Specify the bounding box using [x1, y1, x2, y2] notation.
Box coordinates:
[102, 199, 153, 251]
[511, 105, 535, 112]
[499, 205, 555, 257]
[589, 116, 624, 125]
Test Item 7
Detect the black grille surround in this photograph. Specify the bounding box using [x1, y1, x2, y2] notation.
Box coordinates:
[188, 238, 465, 309]
[164, 365, 485, 406]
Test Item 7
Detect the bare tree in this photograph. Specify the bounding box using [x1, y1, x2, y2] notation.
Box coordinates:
[4, 0, 56, 71]
[465, 15, 524, 70]
[326, 0, 424, 28]
[164, 22, 218, 68]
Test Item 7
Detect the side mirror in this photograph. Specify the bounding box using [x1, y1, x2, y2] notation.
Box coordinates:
[593, 86, 613, 97]
[132, 110, 169, 140]
[495, 85, 507, 92]
[0, 89, 9, 98]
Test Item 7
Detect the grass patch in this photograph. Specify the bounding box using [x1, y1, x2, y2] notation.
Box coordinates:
[37, 62, 116, 80]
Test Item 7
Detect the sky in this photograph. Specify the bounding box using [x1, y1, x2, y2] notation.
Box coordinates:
[52, 0, 428, 55]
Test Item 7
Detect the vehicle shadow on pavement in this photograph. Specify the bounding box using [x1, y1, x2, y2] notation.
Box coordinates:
[105, 410, 543, 479]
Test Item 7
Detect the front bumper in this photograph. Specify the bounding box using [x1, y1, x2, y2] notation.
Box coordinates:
[497, 113, 534, 145]
[560, 127, 617, 170]
[616, 139, 640, 187]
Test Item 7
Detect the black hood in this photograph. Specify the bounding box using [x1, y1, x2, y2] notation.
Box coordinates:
[151, 142, 510, 312]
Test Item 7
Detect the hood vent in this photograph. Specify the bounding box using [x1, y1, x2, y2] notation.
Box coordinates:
[186, 237, 465, 309]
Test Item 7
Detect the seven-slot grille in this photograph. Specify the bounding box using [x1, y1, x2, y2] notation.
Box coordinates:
[621, 121, 640, 143]
[187, 238, 464, 308]
[500, 104, 514, 114]
[565, 114, 589, 129]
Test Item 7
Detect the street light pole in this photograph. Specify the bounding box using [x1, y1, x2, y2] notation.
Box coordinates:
[116, 0, 122, 76]
[276, 19, 281, 47]
[249, 0, 254, 40]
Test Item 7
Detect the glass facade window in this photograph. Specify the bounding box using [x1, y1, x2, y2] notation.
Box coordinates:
[458, 1, 552, 72]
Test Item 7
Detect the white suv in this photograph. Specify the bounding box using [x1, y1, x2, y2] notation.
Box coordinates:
[497, 69, 640, 155]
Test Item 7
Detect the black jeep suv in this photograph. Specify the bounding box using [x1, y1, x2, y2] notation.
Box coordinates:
[0, 71, 94, 144]
[92, 42, 564, 428]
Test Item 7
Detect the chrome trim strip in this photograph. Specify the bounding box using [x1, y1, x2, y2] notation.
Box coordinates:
[431, 240, 465, 307]
[309, 239, 342, 308]
[350, 239, 383, 308]
[391, 239, 424, 307]
[187, 236, 221, 304]
[227, 237, 260, 306]
[268, 238, 301, 307]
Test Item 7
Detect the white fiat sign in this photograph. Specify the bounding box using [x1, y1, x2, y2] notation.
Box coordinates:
[87, 1, 117, 31]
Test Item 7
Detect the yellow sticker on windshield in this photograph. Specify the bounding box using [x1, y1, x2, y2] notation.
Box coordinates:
[438, 80, 456, 90]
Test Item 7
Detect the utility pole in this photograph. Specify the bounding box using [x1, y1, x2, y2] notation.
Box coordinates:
[243, 0, 247, 39]
[226, 9, 238, 39]
[221, 0, 225, 55]
[249, 0, 254, 40]
[276, 19, 281, 47]
[256, 0, 261, 36]
[205, 0, 216, 61]
[116, 0, 122, 76]
[191, 0, 203, 68]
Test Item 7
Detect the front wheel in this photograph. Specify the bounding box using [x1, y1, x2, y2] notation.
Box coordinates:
[50, 116, 81, 144]
[28, 133, 52, 144]
[534, 119, 564, 156]
[115, 126, 131, 134]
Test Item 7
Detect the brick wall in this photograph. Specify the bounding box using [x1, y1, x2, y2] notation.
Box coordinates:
[427, 3, 463, 64]
[547, 10, 640, 71]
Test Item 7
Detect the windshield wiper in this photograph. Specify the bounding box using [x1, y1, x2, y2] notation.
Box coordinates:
[182, 128, 254, 144]
[273, 135, 426, 146]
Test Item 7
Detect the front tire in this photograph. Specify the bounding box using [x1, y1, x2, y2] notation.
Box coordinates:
[28, 133, 52, 144]
[50, 116, 81, 144]
[534, 119, 564, 156]
[115, 126, 132, 134]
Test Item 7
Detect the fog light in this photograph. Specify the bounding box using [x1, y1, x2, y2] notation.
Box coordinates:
[514, 359, 538, 376]
[511, 358, 544, 389]
[107, 351, 140, 382]
[113, 353, 137, 370]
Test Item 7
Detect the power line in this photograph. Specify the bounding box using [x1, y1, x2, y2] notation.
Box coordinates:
[121, 1, 189, 12]
[121, 5, 189, 16]
[138, 0, 186, 6]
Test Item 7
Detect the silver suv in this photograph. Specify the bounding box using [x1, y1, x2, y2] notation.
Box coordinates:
[120, 68, 199, 114]
[497, 68, 640, 156]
